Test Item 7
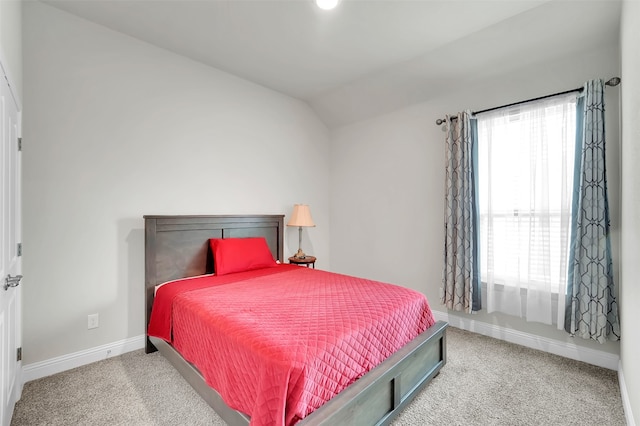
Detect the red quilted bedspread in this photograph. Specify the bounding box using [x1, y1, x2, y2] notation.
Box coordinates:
[148, 265, 435, 426]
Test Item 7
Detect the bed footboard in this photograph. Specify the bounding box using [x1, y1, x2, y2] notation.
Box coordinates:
[150, 320, 447, 426]
[298, 320, 447, 426]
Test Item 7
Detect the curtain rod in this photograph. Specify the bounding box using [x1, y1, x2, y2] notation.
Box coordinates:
[435, 77, 621, 125]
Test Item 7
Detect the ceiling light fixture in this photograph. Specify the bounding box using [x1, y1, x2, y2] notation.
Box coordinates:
[315, 0, 340, 11]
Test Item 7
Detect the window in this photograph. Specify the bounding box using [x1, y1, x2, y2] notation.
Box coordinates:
[477, 93, 577, 325]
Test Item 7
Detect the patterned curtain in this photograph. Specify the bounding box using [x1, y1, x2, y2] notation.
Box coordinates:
[442, 111, 481, 313]
[565, 79, 620, 343]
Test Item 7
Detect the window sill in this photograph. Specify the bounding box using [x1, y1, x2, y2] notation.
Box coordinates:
[482, 281, 563, 301]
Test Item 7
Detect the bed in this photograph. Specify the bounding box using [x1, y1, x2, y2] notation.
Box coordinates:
[144, 214, 447, 425]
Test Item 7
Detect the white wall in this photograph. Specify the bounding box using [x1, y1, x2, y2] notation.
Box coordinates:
[0, 0, 21, 107]
[22, 1, 331, 364]
[620, 0, 640, 423]
[330, 44, 622, 357]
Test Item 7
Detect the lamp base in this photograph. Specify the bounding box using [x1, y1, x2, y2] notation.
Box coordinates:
[294, 248, 307, 259]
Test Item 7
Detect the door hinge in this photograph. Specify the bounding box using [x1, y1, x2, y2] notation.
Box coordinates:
[17, 243, 22, 257]
[18, 137, 22, 152]
[16, 347, 22, 362]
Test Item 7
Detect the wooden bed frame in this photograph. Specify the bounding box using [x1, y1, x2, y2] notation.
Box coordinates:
[144, 214, 447, 425]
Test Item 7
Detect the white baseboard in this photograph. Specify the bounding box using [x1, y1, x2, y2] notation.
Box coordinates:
[432, 310, 619, 370]
[618, 361, 637, 426]
[22, 335, 146, 383]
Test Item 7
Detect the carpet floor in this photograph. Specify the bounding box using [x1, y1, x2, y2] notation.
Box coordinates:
[11, 327, 626, 425]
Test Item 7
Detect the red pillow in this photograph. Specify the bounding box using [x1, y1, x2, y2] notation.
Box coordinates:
[209, 237, 277, 276]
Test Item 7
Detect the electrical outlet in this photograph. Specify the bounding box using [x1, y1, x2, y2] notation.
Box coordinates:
[88, 313, 99, 329]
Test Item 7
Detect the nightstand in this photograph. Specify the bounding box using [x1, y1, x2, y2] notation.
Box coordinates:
[288, 256, 316, 269]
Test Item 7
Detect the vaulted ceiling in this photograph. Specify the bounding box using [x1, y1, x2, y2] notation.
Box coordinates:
[43, 0, 621, 127]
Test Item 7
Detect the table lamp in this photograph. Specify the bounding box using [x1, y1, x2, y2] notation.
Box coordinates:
[287, 204, 315, 259]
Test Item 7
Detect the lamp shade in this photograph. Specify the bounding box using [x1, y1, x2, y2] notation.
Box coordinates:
[287, 204, 315, 227]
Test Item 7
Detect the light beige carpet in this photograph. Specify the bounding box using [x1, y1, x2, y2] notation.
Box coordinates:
[12, 327, 626, 425]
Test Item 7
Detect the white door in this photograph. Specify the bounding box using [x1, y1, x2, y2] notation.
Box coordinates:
[0, 64, 22, 426]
